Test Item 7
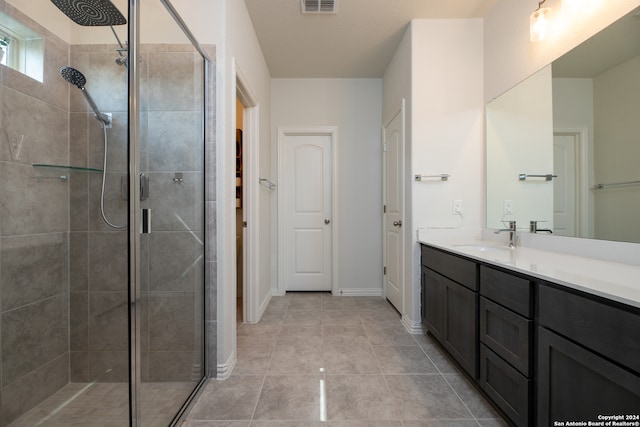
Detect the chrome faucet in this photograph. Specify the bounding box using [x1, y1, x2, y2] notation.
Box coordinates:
[495, 221, 517, 248]
[530, 221, 553, 234]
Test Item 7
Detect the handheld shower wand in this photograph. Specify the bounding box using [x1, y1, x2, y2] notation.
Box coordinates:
[60, 67, 111, 125]
[60, 66, 125, 229]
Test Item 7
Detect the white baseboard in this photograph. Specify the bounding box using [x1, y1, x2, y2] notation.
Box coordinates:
[257, 293, 271, 319]
[336, 288, 384, 296]
[271, 288, 384, 297]
[244, 292, 272, 325]
[217, 350, 236, 380]
[402, 315, 425, 335]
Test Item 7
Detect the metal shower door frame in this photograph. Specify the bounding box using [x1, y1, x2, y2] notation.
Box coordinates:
[127, 0, 210, 425]
[127, 0, 141, 424]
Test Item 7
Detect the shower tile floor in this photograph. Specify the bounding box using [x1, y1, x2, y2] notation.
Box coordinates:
[182, 292, 508, 427]
[9, 381, 194, 427]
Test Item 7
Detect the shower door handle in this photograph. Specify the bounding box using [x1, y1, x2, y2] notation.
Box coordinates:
[142, 209, 151, 234]
[140, 173, 149, 201]
[120, 174, 150, 201]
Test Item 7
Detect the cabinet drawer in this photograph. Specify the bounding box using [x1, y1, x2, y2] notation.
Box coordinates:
[421, 245, 477, 291]
[480, 266, 532, 317]
[480, 344, 531, 427]
[539, 284, 640, 373]
[480, 297, 532, 376]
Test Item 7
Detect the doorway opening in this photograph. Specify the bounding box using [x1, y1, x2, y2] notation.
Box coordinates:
[235, 66, 260, 325]
[553, 129, 590, 238]
[236, 97, 245, 325]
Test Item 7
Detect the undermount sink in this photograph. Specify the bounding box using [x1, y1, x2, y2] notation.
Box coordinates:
[453, 244, 513, 262]
[453, 244, 512, 253]
[452, 244, 515, 264]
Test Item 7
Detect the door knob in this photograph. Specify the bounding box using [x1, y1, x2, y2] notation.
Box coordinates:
[393, 220, 402, 227]
[324, 218, 331, 224]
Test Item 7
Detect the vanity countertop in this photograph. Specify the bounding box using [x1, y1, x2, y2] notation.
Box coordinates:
[419, 236, 640, 309]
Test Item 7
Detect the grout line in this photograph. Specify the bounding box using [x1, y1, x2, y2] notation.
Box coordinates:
[440, 371, 481, 424]
[192, 294, 503, 425]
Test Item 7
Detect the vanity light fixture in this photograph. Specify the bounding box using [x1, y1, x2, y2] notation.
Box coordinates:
[530, 0, 552, 42]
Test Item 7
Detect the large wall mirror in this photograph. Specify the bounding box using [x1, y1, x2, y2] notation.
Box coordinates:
[486, 6, 640, 243]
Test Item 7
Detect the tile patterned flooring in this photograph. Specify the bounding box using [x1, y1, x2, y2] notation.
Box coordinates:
[182, 293, 508, 427]
[8, 382, 195, 427]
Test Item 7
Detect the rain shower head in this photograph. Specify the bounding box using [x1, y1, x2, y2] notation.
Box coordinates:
[60, 66, 111, 125]
[52, 0, 129, 67]
[50, 0, 126, 26]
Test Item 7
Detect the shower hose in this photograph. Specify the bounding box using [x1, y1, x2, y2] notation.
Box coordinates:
[100, 121, 126, 229]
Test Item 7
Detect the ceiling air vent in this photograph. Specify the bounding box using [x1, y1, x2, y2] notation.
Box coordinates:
[301, 0, 337, 14]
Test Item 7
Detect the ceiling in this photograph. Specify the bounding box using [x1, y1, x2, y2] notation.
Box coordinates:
[243, 0, 497, 78]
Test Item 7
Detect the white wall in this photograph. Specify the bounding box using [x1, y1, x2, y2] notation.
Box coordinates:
[173, 0, 272, 377]
[382, 19, 484, 331]
[382, 26, 412, 126]
[382, 24, 415, 330]
[8, 0, 87, 42]
[213, 0, 271, 377]
[382, 25, 412, 324]
[271, 78, 383, 295]
[410, 19, 485, 329]
[484, 0, 640, 103]
[226, 0, 272, 327]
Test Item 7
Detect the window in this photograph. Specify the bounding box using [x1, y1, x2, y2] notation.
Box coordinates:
[0, 12, 44, 82]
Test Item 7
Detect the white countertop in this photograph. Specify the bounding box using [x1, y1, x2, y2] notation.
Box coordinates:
[418, 230, 640, 309]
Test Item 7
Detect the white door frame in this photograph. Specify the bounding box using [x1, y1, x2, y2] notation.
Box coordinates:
[277, 126, 339, 296]
[554, 128, 591, 238]
[235, 66, 259, 323]
[382, 100, 405, 313]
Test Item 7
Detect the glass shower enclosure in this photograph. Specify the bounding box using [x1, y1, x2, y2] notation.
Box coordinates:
[0, 0, 210, 425]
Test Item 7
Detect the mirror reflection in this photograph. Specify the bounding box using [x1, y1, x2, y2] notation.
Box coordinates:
[486, 7, 640, 243]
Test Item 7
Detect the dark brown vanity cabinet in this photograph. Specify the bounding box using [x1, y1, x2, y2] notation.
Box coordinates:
[420, 243, 640, 427]
[478, 266, 534, 426]
[537, 284, 640, 425]
[420, 245, 478, 378]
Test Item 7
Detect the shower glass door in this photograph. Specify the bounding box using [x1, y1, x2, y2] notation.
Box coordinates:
[0, 0, 206, 425]
[1, 0, 132, 425]
[134, 0, 206, 425]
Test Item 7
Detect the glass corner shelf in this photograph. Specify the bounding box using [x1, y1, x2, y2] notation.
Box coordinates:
[32, 163, 103, 173]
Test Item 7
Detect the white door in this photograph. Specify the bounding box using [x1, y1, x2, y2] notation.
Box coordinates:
[383, 108, 404, 312]
[553, 133, 577, 236]
[280, 131, 333, 291]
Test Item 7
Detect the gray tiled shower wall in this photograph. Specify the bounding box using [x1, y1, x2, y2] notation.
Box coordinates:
[0, 2, 216, 424]
[0, 4, 72, 425]
[67, 43, 207, 385]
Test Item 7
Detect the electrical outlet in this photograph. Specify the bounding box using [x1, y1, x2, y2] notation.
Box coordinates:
[453, 199, 462, 215]
[503, 199, 513, 215]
